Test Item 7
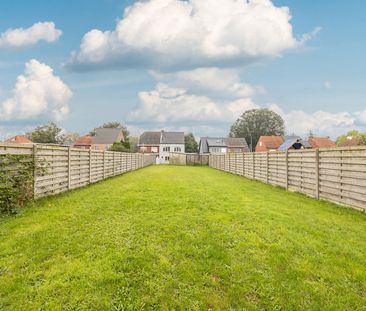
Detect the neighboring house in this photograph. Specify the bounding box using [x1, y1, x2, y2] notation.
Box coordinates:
[138, 132, 161, 154]
[255, 136, 284, 152]
[339, 136, 363, 147]
[278, 136, 312, 151]
[74, 128, 125, 151]
[199, 137, 249, 154]
[74, 135, 93, 149]
[138, 130, 185, 164]
[4, 135, 33, 144]
[308, 136, 336, 149]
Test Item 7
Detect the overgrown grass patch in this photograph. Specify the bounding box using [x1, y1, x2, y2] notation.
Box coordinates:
[0, 166, 365, 309]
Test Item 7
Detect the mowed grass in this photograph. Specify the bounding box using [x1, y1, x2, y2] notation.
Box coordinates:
[0, 166, 366, 310]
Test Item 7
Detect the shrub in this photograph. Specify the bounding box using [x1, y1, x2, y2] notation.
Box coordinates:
[0, 154, 36, 214]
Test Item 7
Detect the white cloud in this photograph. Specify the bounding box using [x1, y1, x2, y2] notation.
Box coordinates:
[68, 0, 312, 70]
[268, 104, 364, 138]
[150, 68, 263, 98]
[129, 82, 257, 123]
[0, 59, 72, 121]
[0, 22, 62, 49]
[323, 80, 332, 90]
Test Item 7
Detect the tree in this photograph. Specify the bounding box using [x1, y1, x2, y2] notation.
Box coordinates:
[26, 122, 66, 144]
[185, 133, 198, 153]
[336, 130, 366, 146]
[109, 142, 131, 153]
[229, 109, 285, 151]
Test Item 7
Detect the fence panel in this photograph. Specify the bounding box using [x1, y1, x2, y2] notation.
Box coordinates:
[0, 144, 155, 199]
[209, 147, 366, 211]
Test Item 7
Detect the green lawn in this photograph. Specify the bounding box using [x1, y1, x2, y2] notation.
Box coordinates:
[0, 166, 365, 310]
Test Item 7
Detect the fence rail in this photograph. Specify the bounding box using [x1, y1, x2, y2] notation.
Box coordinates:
[209, 147, 366, 211]
[0, 144, 155, 198]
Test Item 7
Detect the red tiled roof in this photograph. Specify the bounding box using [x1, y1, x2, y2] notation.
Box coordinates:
[255, 136, 284, 152]
[340, 137, 362, 147]
[74, 135, 93, 145]
[4, 135, 33, 144]
[308, 137, 336, 148]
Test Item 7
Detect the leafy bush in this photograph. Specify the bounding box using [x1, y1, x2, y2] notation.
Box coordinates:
[0, 155, 36, 214]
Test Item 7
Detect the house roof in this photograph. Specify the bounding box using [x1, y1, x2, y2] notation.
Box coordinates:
[308, 136, 336, 148]
[278, 136, 312, 151]
[139, 132, 161, 145]
[74, 135, 93, 145]
[139, 131, 185, 145]
[199, 137, 249, 153]
[92, 128, 124, 144]
[4, 135, 33, 144]
[256, 136, 284, 152]
[160, 131, 184, 144]
[340, 137, 362, 147]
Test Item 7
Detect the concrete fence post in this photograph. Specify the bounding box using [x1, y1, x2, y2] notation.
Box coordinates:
[32, 144, 38, 198]
[266, 151, 269, 184]
[89, 149, 92, 183]
[285, 150, 289, 190]
[103, 151, 106, 179]
[68, 147, 71, 190]
[315, 149, 320, 199]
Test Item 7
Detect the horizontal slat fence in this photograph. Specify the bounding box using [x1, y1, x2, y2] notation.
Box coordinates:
[0, 144, 155, 198]
[169, 153, 209, 166]
[209, 147, 366, 211]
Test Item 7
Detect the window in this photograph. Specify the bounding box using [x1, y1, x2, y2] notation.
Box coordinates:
[165, 156, 170, 161]
[174, 147, 181, 152]
[163, 146, 171, 152]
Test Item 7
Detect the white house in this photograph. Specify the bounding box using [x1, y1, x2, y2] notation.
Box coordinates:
[138, 131, 185, 164]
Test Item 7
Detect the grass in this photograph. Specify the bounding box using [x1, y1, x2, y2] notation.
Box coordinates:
[0, 165, 365, 310]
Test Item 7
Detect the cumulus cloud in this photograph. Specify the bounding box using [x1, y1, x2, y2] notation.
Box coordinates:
[268, 104, 366, 138]
[150, 68, 263, 98]
[0, 22, 62, 49]
[68, 0, 311, 70]
[129, 82, 258, 124]
[0, 59, 72, 121]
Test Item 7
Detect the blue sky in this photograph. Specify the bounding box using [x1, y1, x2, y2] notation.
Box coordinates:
[1, 0, 366, 140]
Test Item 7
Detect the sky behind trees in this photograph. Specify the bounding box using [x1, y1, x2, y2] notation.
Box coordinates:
[1, 0, 366, 140]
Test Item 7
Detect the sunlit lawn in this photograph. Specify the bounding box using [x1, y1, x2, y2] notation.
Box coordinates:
[0, 165, 365, 310]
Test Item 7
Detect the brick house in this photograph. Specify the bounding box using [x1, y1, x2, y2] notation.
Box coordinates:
[138, 131, 185, 164]
[74, 128, 125, 151]
[308, 136, 336, 149]
[255, 136, 284, 152]
[4, 135, 33, 144]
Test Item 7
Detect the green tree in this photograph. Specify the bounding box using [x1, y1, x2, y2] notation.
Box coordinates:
[26, 122, 65, 144]
[185, 133, 198, 153]
[109, 142, 131, 153]
[229, 109, 285, 151]
[335, 130, 366, 146]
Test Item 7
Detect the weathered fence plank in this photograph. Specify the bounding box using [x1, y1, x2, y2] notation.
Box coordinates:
[209, 147, 366, 211]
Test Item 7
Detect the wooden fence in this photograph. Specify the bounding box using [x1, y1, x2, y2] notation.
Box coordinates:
[170, 153, 209, 166]
[0, 144, 155, 198]
[209, 147, 366, 211]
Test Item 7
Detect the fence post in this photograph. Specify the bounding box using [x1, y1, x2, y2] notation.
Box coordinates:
[252, 152, 255, 179]
[103, 151, 106, 179]
[113, 152, 115, 176]
[285, 150, 289, 190]
[89, 149, 92, 183]
[315, 149, 320, 199]
[266, 151, 269, 184]
[68, 147, 71, 190]
[32, 144, 38, 198]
